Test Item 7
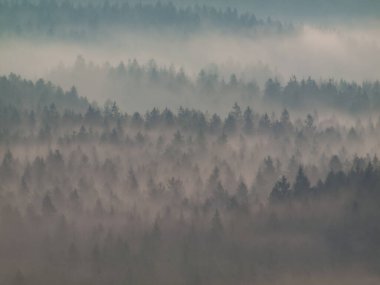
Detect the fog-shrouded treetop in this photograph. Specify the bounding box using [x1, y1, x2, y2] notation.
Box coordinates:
[1, 0, 380, 284]
[1, 74, 380, 284]
[0, 0, 289, 39]
[7, 0, 378, 20]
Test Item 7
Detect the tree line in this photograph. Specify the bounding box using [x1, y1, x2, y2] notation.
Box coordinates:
[0, 0, 288, 39]
[1, 73, 380, 284]
[49, 58, 380, 114]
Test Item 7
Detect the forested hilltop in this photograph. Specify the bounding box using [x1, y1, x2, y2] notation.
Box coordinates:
[1, 74, 380, 284]
[48, 58, 380, 115]
[0, 1, 288, 39]
[2, 0, 378, 20]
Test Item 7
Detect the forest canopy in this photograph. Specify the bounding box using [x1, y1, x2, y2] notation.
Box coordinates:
[1, 74, 380, 284]
[1, 0, 380, 284]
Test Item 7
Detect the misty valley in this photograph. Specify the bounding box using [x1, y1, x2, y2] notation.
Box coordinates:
[1, 1, 380, 285]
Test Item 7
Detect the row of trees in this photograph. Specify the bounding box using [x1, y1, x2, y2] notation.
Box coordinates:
[0, 74, 88, 113]
[265, 77, 380, 113]
[0, 0, 288, 38]
[0, 97, 372, 147]
[271, 158, 380, 202]
[50, 58, 380, 114]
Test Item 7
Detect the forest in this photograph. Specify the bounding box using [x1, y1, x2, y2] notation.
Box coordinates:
[47, 57, 380, 114]
[1, 0, 380, 285]
[0, 1, 287, 38]
[1, 74, 380, 284]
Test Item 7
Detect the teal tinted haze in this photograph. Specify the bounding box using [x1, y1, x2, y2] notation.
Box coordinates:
[0, 1, 379, 112]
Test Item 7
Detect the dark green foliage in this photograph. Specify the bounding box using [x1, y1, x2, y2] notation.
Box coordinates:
[0, 74, 88, 113]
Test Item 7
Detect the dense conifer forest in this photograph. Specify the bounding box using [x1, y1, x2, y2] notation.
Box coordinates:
[1, 0, 380, 284]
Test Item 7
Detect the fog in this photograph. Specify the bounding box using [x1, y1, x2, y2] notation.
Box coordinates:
[1, 23, 380, 115]
[2, 83, 380, 283]
[1, 23, 380, 80]
[1, 1, 380, 284]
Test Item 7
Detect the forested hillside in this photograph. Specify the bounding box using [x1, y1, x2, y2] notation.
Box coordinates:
[1, 0, 380, 284]
[1, 75, 380, 284]
[48, 58, 380, 114]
